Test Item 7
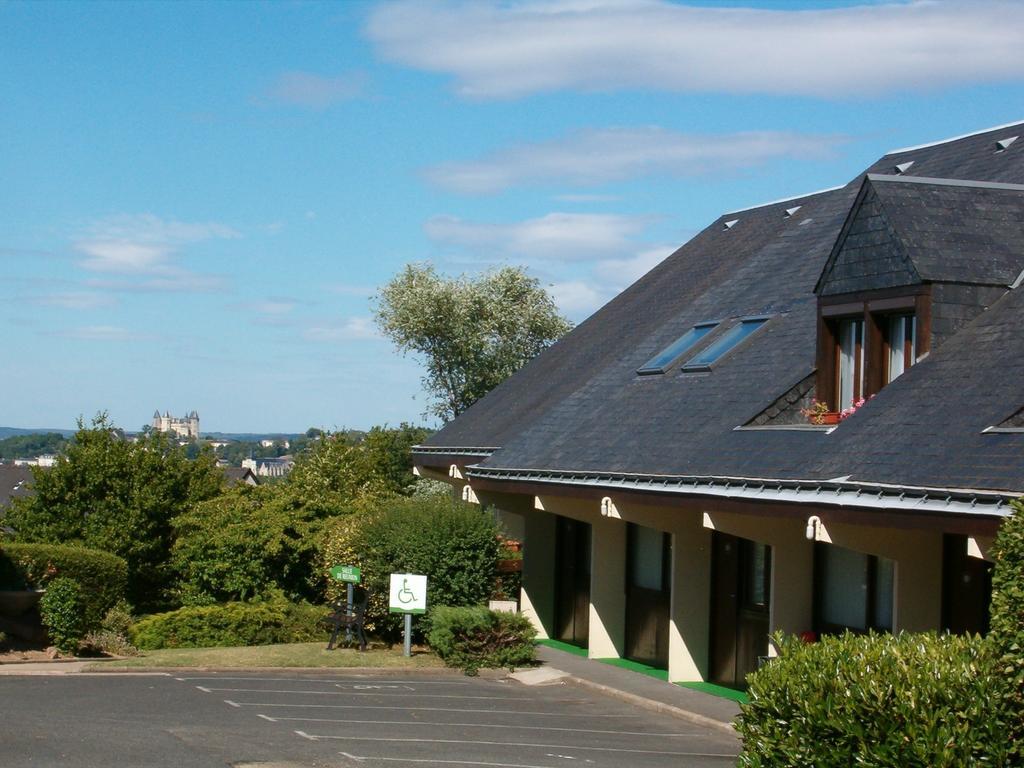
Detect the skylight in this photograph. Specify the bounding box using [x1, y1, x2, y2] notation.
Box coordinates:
[637, 322, 718, 375]
[682, 318, 768, 371]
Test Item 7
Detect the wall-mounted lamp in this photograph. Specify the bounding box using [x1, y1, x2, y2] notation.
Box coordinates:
[600, 496, 620, 519]
[806, 515, 821, 541]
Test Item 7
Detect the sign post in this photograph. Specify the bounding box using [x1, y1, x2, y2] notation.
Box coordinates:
[389, 573, 427, 657]
[330, 565, 362, 642]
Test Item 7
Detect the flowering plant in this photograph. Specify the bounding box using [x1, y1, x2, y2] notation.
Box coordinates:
[839, 394, 875, 421]
[800, 399, 832, 425]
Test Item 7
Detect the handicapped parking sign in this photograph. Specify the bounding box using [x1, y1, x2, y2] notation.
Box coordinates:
[389, 573, 427, 614]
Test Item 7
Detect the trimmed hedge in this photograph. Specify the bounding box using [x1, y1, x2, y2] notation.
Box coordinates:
[736, 631, 1008, 767]
[426, 605, 536, 675]
[39, 577, 85, 655]
[0, 543, 127, 631]
[130, 597, 324, 649]
[989, 498, 1024, 763]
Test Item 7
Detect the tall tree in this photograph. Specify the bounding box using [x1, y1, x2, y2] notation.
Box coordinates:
[5, 413, 223, 608]
[374, 264, 572, 422]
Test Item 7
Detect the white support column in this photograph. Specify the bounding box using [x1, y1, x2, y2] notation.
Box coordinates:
[668, 519, 711, 682]
[588, 514, 626, 659]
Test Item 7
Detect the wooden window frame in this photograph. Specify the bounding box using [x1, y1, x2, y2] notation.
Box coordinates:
[816, 287, 931, 411]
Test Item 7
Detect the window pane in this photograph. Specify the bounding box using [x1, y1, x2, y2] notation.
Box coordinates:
[887, 314, 916, 384]
[744, 541, 771, 609]
[638, 324, 716, 374]
[820, 545, 868, 630]
[838, 318, 864, 410]
[630, 524, 665, 591]
[683, 318, 766, 369]
[873, 557, 894, 630]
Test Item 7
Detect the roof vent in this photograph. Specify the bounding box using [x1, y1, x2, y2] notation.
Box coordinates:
[723, 219, 739, 230]
[784, 206, 802, 218]
[894, 161, 914, 175]
[996, 136, 1019, 153]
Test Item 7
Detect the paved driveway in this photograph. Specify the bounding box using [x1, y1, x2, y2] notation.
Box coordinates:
[0, 670, 739, 767]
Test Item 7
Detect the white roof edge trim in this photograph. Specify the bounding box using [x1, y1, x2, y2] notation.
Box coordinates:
[885, 119, 1024, 155]
[866, 174, 1024, 193]
[465, 467, 1015, 516]
[723, 184, 847, 216]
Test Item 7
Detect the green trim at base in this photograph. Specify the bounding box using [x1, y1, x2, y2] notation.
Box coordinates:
[595, 657, 669, 681]
[536, 638, 589, 657]
[676, 681, 749, 704]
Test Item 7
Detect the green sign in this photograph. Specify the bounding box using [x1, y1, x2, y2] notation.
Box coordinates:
[330, 565, 361, 584]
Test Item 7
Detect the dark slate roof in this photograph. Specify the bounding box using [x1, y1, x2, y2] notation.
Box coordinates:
[418, 120, 1024, 498]
[0, 465, 36, 508]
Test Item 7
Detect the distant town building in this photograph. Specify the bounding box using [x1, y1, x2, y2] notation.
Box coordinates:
[241, 456, 294, 478]
[152, 410, 200, 440]
[259, 438, 290, 450]
[12, 454, 56, 468]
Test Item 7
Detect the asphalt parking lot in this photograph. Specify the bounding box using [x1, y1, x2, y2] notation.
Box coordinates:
[0, 670, 739, 767]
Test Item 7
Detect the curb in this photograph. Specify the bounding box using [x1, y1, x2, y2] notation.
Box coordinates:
[562, 675, 738, 737]
[79, 664, 472, 676]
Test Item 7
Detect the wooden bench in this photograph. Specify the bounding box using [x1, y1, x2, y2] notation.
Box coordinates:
[323, 587, 369, 651]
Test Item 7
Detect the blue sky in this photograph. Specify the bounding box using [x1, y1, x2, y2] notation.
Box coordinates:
[3, 0, 1023, 433]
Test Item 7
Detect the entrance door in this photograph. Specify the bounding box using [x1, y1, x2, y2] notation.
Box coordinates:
[555, 517, 591, 647]
[625, 523, 671, 668]
[942, 534, 992, 635]
[710, 532, 771, 689]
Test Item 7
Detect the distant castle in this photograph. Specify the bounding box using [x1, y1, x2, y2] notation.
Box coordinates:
[152, 410, 200, 440]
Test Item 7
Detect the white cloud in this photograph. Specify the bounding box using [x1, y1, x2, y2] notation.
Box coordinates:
[59, 325, 155, 342]
[594, 244, 678, 286]
[303, 316, 380, 342]
[34, 292, 117, 310]
[427, 127, 843, 194]
[259, 71, 367, 109]
[549, 280, 609, 319]
[73, 214, 237, 293]
[366, 0, 1024, 99]
[425, 212, 652, 261]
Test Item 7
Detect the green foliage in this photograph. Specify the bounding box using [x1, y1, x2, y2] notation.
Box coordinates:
[0, 432, 67, 460]
[39, 577, 85, 655]
[989, 498, 1024, 762]
[426, 606, 536, 675]
[287, 431, 390, 508]
[0, 542, 127, 631]
[171, 484, 324, 604]
[5, 414, 224, 608]
[354, 496, 502, 639]
[374, 263, 573, 422]
[736, 631, 1008, 768]
[130, 597, 324, 649]
[83, 601, 138, 656]
[361, 424, 432, 496]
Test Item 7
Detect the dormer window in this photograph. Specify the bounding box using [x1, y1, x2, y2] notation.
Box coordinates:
[817, 291, 930, 413]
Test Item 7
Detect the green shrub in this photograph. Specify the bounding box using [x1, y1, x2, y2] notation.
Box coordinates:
[39, 577, 85, 655]
[427, 605, 536, 675]
[736, 631, 1007, 768]
[990, 499, 1024, 763]
[0, 631, 8, 651]
[354, 497, 501, 640]
[0, 543, 127, 631]
[84, 601, 138, 656]
[130, 596, 324, 649]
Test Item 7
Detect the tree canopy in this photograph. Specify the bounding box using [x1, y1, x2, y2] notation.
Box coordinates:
[374, 264, 572, 422]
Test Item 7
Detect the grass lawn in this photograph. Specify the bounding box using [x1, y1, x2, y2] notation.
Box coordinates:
[86, 642, 445, 670]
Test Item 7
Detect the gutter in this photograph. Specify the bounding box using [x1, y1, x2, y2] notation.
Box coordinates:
[465, 466, 1016, 518]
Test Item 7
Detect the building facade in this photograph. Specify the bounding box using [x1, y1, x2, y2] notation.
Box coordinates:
[152, 410, 200, 441]
[414, 121, 1024, 688]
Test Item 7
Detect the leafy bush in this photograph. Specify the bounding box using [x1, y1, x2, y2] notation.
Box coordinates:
[353, 497, 501, 640]
[0, 631, 8, 651]
[130, 596, 324, 649]
[39, 577, 84, 655]
[736, 631, 1008, 768]
[426, 606, 536, 675]
[84, 601, 138, 656]
[990, 498, 1024, 762]
[0, 543, 127, 631]
[171, 484, 324, 605]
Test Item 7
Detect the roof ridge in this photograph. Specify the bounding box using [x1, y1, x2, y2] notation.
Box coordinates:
[722, 183, 848, 216]
[866, 174, 1024, 192]
[884, 119, 1024, 155]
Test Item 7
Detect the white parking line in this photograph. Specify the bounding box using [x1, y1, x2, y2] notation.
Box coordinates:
[178, 679, 473, 692]
[301, 734, 737, 758]
[265, 715, 697, 737]
[199, 687, 530, 700]
[224, 702, 636, 717]
[338, 756, 575, 768]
